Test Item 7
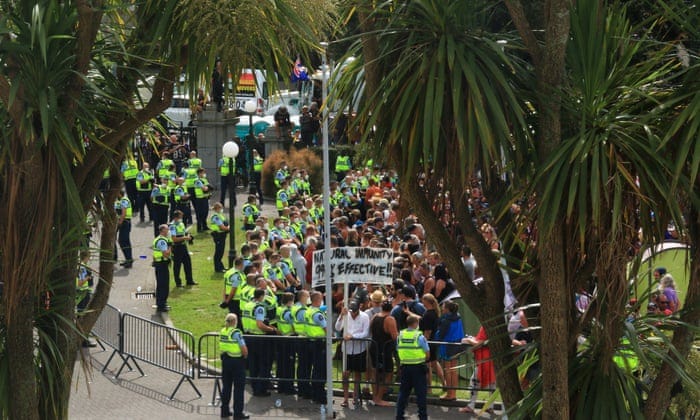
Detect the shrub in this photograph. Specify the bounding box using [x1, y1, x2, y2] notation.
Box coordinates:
[262, 148, 323, 198]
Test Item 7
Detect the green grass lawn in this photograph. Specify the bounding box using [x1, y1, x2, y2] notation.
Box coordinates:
[632, 245, 690, 312]
[167, 228, 245, 338]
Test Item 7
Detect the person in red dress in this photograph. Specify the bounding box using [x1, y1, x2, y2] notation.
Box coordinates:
[459, 326, 525, 413]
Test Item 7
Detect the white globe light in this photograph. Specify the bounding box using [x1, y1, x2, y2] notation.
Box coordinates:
[222, 141, 239, 158]
[244, 100, 257, 114]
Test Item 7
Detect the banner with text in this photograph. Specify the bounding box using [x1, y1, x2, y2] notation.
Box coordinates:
[312, 247, 394, 288]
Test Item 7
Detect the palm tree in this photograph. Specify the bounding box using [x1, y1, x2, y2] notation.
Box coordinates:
[332, 0, 531, 409]
[0, 0, 333, 418]
[336, 0, 698, 417]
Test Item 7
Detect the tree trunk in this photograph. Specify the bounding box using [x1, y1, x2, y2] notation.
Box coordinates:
[6, 296, 39, 420]
[525, 0, 572, 416]
[401, 176, 524, 409]
[2, 147, 58, 419]
[537, 225, 570, 419]
[644, 202, 700, 417]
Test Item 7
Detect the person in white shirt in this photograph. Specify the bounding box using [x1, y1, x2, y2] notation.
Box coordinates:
[335, 299, 370, 408]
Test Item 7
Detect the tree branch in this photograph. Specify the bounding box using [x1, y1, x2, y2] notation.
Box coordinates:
[505, 0, 542, 68]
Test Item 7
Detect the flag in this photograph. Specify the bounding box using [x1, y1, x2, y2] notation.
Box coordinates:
[291, 57, 309, 82]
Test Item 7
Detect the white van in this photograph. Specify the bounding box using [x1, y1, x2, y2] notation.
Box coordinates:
[228, 69, 269, 115]
[163, 94, 193, 127]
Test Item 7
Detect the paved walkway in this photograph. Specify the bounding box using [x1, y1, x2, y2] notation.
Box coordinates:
[69, 191, 496, 419]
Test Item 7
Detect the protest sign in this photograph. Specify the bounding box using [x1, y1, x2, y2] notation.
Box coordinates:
[311, 247, 393, 288]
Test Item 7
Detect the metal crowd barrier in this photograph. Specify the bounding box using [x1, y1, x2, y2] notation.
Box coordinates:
[193, 334, 481, 405]
[197, 332, 223, 405]
[92, 311, 489, 404]
[91, 304, 139, 374]
[119, 313, 201, 400]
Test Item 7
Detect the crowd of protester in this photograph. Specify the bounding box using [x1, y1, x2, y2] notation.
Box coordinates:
[87, 135, 686, 417]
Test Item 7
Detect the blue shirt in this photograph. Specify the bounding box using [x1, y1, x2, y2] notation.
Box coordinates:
[231, 330, 246, 347]
[281, 310, 294, 324]
[279, 262, 292, 277]
[295, 307, 307, 323]
[254, 305, 267, 322]
[311, 310, 327, 329]
[210, 214, 225, 227]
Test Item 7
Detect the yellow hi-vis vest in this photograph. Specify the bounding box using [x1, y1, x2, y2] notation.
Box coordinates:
[276, 306, 294, 335]
[253, 156, 263, 172]
[335, 155, 350, 172]
[291, 304, 307, 336]
[224, 269, 244, 297]
[136, 170, 154, 191]
[241, 300, 265, 334]
[115, 197, 133, 219]
[187, 157, 202, 169]
[397, 329, 426, 365]
[304, 306, 325, 338]
[158, 159, 174, 178]
[613, 337, 640, 374]
[182, 167, 198, 188]
[219, 327, 243, 357]
[152, 235, 172, 262]
[123, 159, 138, 180]
[220, 157, 234, 176]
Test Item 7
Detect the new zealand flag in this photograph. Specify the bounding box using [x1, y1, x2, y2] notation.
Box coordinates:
[291, 57, 309, 82]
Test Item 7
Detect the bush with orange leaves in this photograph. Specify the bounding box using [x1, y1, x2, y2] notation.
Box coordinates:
[262, 148, 323, 199]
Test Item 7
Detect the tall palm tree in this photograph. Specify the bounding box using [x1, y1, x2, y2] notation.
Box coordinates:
[332, 0, 531, 409]
[336, 0, 698, 417]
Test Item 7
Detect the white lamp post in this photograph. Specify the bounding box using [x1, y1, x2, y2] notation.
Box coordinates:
[222, 140, 239, 268]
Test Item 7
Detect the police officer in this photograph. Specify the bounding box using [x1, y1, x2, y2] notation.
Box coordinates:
[76, 249, 96, 348]
[156, 152, 174, 180]
[172, 177, 193, 226]
[121, 157, 139, 207]
[275, 292, 296, 394]
[275, 179, 289, 216]
[305, 291, 327, 404]
[219, 313, 249, 419]
[291, 290, 311, 398]
[153, 224, 173, 312]
[250, 149, 264, 205]
[187, 150, 202, 170]
[169, 210, 196, 288]
[194, 168, 212, 232]
[241, 288, 277, 397]
[115, 190, 134, 268]
[222, 257, 245, 318]
[135, 162, 154, 223]
[76, 249, 93, 313]
[150, 177, 171, 237]
[219, 151, 235, 205]
[395, 315, 430, 420]
[335, 151, 351, 182]
[209, 202, 230, 273]
[241, 195, 260, 231]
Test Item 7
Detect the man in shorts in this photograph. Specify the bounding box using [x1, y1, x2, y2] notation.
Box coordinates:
[334, 299, 370, 408]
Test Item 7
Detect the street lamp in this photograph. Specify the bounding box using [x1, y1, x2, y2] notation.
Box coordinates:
[222, 140, 239, 268]
[244, 100, 257, 194]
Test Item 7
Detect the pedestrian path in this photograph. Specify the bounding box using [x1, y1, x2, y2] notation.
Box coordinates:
[69, 191, 494, 419]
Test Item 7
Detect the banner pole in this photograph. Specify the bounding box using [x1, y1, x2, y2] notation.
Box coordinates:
[320, 41, 334, 417]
